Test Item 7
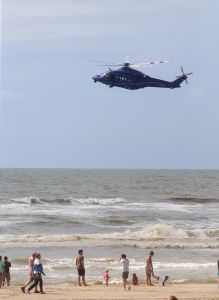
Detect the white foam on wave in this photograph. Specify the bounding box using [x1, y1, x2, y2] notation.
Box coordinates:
[1, 223, 218, 248]
[8, 196, 126, 207]
[152, 202, 192, 213]
[72, 197, 126, 205]
[154, 262, 216, 269]
[11, 196, 42, 204]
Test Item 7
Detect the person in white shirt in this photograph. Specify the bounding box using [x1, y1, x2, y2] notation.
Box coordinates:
[119, 254, 130, 290]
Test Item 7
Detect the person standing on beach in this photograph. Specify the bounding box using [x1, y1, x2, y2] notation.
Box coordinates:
[21, 252, 39, 293]
[145, 250, 154, 286]
[119, 254, 130, 291]
[2, 256, 11, 286]
[0, 256, 5, 288]
[75, 249, 87, 286]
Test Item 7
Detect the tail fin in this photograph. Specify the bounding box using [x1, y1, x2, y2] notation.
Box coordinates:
[171, 76, 185, 88]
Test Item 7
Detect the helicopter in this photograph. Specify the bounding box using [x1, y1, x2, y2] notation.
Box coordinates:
[92, 59, 192, 90]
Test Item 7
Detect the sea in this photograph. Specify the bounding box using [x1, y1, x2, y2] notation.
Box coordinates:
[0, 169, 218, 285]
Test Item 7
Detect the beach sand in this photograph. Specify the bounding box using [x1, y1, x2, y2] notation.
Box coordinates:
[1, 283, 219, 300]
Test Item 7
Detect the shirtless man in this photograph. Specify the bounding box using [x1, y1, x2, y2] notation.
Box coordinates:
[75, 250, 87, 286]
[145, 250, 154, 286]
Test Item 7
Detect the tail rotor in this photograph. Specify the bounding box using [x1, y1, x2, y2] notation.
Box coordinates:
[176, 66, 193, 84]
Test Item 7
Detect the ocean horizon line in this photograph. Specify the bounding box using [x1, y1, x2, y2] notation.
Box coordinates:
[0, 167, 219, 171]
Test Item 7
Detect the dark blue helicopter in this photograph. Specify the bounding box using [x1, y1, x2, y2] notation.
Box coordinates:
[92, 60, 192, 90]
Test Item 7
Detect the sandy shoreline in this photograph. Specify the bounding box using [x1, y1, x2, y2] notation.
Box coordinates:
[1, 283, 219, 300]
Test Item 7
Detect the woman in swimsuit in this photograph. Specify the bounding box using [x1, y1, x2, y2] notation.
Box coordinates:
[145, 250, 154, 286]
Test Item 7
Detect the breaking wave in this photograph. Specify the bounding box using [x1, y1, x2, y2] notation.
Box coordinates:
[1, 224, 218, 248]
[10, 196, 126, 206]
[11, 196, 42, 204]
[72, 197, 126, 205]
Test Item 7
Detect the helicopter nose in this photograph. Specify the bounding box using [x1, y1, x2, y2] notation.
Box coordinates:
[92, 75, 100, 82]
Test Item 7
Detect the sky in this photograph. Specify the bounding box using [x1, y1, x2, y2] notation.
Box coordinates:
[1, 0, 219, 169]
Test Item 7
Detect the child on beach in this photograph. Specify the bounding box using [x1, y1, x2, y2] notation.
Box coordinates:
[103, 270, 110, 286]
[132, 273, 138, 285]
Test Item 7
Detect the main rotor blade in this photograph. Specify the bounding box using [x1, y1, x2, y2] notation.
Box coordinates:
[90, 58, 169, 68]
[98, 63, 125, 66]
[132, 60, 169, 68]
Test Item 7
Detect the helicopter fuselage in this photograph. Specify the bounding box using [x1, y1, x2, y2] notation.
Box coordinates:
[92, 67, 187, 90]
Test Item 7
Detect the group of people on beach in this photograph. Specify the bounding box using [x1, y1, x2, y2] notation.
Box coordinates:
[0, 256, 11, 288]
[2, 249, 219, 300]
[75, 249, 176, 300]
[20, 252, 46, 294]
[75, 249, 168, 291]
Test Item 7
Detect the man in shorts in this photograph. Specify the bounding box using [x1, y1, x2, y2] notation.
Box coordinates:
[120, 254, 130, 290]
[75, 250, 87, 286]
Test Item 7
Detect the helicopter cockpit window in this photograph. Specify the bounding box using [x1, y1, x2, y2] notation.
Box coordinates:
[100, 72, 108, 78]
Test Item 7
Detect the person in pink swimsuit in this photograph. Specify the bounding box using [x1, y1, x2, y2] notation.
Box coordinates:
[103, 270, 110, 286]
